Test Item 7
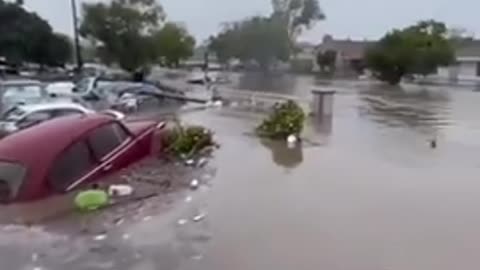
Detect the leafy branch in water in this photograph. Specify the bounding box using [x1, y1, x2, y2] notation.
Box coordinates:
[164, 122, 217, 159]
[256, 100, 305, 139]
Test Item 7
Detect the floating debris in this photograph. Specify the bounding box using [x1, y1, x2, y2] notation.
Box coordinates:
[191, 255, 204, 260]
[108, 185, 134, 197]
[196, 158, 209, 168]
[430, 139, 437, 149]
[93, 234, 107, 241]
[114, 218, 125, 226]
[287, 134, 298, 149]
[213, 100, 223, 107]
[122, 234, 131, 240]
[192, 212, 207, 222]
[185, 159, 195, 166]
[177, 219, 188, 226]
[31, 253, 39, 262]
[190, 179, 200, 190]
[185, 196, 193, 203]
[143, 216, 152, 222]
[74, 190, 109, 211]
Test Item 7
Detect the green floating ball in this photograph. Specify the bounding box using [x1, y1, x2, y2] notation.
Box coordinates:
[74, 190, 109, 211]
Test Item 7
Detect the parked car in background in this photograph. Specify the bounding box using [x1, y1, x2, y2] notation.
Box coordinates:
[71, 76, 114, 100]
[0, 101, 125, 135]
[47, 76, 187, 112]
[77, 79, 185, 112]
[0, 114, 165, 202]
[96, 82, 175, 110]
[46, 81, 75, 96]
[46, 77, 114, 101]
[0, 80, 49, 112]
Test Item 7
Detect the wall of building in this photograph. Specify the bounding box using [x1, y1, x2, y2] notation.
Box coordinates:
[457, 61, 478, 79]
[437, 60, 480, 81]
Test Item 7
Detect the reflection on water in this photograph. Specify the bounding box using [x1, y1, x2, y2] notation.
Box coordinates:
[236, 72, 298, 94]
[310, 115, 333, 136]
[357, 84, 451, 134]
[259, 139, 304, 169]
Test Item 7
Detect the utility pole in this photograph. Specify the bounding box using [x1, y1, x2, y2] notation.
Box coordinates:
[71, 0, 83, 72]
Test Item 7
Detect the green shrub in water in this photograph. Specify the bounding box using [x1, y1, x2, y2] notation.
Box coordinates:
[165, 124, 216, 158]
[256, 100, 306, 139]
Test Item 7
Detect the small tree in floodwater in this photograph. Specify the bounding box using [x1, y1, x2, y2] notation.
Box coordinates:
[366, 20, 455, 85]
[163, 123, 217, 159]
[257, 100, 306, 139]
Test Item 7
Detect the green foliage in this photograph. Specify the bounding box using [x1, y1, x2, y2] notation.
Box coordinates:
[366, 20, 455, 85]
[154, 23, 195, 68]
[257, 100, 306, 139]
[316, 49, 337, 73]
[165, 124, 216, 159]
[209, 16, 291, 70]
[0, 0, 72, 66]
[80, 0, 165, 72]
[209, 0, 324, 70]
[272, 0, 325, 39]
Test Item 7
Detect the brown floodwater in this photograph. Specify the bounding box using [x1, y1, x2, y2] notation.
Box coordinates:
[3, 74, 480, 270]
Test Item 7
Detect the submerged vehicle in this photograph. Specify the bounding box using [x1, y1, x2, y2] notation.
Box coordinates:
[0, 101, 125, 134]
[0, 80, 50, 112]
[0, 114, 165, 203]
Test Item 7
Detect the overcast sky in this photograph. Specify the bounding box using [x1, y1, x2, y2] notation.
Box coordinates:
[22, 0, 478, 43]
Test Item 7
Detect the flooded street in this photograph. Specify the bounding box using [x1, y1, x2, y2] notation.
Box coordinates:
[3, 74, 480, 269]
[180, 75, 480, 270]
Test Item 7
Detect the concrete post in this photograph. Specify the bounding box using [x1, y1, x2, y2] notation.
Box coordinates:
[311, 89, 336, 117]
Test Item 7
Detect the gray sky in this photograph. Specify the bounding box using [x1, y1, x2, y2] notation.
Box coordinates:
[23, 0, 478, 43]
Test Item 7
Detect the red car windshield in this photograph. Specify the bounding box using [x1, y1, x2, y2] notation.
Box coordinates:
[0, 161, 27, 202]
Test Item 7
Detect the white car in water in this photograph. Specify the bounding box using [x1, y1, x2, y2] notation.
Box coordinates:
[0, 101, 125, 134]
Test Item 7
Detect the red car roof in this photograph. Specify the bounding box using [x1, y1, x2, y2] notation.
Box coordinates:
[0, 114, 114, 170]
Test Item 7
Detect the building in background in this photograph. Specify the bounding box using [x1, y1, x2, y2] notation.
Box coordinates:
[436, 40, 480, 83]
[290, 42, 317, 73]
[315, 35, 374, 76]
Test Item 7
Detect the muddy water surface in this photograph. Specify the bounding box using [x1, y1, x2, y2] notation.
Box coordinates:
[178, 78, 480, 270]
[2, 75, 480, 270]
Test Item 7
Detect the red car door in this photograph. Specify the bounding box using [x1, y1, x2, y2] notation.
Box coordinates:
[64, 121, 157, 191]
[86, 122, 138, 178]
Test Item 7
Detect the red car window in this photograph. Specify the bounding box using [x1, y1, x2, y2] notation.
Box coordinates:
[88, 123, 129, 160]
[0, 161, 26, 202]
[48, 141, 96, 192]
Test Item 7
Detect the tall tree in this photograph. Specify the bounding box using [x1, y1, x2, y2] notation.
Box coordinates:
[154, 23, 195, 67]
[209, 16, 290, 70]
[316, 49, 336, 73]
[271, 0, 325, 41]
[80, 0, 165, 72]
[0, 0, 72, 66]
[366, 20, 454, 85]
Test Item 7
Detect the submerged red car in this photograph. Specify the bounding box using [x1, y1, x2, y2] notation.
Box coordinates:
[0, 114, 165, 203]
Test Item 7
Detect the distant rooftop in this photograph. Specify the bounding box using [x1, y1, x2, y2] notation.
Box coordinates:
[316, 35, 375, 59]
[454, 39, 480, 58]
